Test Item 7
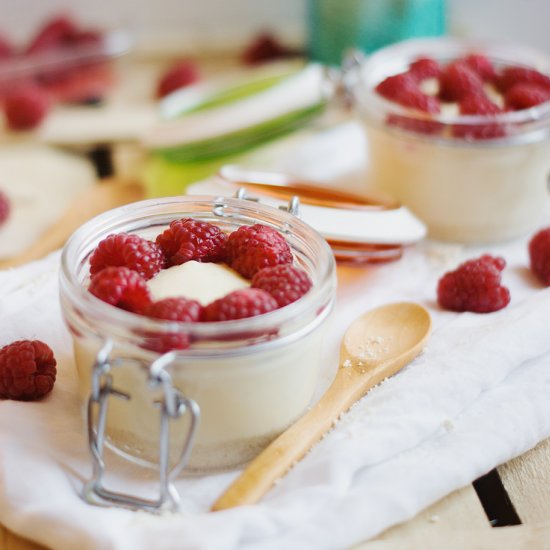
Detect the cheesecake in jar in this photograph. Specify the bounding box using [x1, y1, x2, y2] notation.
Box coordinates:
[60, 195, 336, 473]
[354, 38, 550, 243]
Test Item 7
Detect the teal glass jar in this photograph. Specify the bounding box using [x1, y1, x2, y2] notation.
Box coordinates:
[307, 0, 446, 65]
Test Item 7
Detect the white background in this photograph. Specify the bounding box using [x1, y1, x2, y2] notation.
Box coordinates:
[2, 0, 549, 55]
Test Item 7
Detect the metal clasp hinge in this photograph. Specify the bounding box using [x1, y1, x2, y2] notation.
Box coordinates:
[82, 340, 200, 512]
[232, 187, 301, 216]
[212, 189, 301, 232]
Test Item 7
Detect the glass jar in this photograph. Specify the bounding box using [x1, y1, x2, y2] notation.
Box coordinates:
[354, 37, 550, 243]
[59, 195, 336, 479]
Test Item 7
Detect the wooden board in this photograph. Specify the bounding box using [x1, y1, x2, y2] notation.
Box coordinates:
[498, 438, 550, 524]
[0, 178, 144, 270]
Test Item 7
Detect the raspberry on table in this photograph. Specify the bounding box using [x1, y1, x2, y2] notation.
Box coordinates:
[4, 84, 50, 131]
[0, 340, 56, 400]
[528, 227, 550, 286]
[437, 255, 510, 313]
[156, 60, 200, 98]
[156, 218, 228, 267]
[225, 224, 293, 279]
[439, 61, 485, 102]
[463, 53, 497, 81]
[497, 66, 550, 93]
[204, 288, 278, 322]
[89, 233, 166, 280]
[505, 83, 550, 110]
[252, 264, 312, 307]
[0, 190, 10, 227]
[241, 32, 292, 65]
[145, 297, 204, 352]
[88, 266, 152, 314]
[409, 57, 441, 80]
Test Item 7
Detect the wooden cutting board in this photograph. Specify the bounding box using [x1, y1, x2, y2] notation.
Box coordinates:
[0, 179, 144, 270]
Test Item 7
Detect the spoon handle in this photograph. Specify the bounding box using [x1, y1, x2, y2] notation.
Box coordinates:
[211, 368, 369, 511]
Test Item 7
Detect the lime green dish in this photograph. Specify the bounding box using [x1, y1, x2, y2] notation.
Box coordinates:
[156, 103, 325, 163]
[143, 62, 328, 197]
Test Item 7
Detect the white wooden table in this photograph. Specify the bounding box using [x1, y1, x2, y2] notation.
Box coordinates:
[1, 56, 549, 550]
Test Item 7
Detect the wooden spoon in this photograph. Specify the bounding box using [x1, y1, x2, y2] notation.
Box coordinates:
[211, 302, 431, 511]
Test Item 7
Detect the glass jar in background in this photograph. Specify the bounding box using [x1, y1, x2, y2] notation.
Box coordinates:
[353, 38, 550, 243]
[307, 0, 446, 65]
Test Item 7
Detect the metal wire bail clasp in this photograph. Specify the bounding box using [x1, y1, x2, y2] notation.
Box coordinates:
[82, 340, 200, 512]
[214, 188, 302, 223]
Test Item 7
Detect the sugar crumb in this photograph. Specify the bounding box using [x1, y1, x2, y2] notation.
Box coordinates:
[443, 419, 454, 432]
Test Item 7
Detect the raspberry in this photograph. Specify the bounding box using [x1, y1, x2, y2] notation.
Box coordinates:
[409, 57, 441, 80]
[0, 190, 10, 226]
[145, 297, 204, 352]
[376, 72, 418, 100]
[241, 33, 292, 65]
[4, 84, 50, 131]
[376, 72, 440, 113]
[400, 88, 440, 113]
[459, 93, 502, 116]
[156, 60, 200, 98]
[89, 266, 152, 314]
[453, 94, 506, 140]
[147, 297, 204, 323]
[89, 233, 165, 280]
[252, 264, 312, 307]
[439, 61, 484, 102]
[226, 224, 293, 279]
[156, 218, 227, 267]
[0, 34, 14, 58]
[437, 255, 510, 313]
[25, 15, 77, 54]
[497, 66, 550, 93]
[204, 288, 278, 322]
[41, 63, 112, 104]
[66, 29, 103, 47]
[528, 227, 550, 286]
[0, 340, 56, 400]
[505, 83, 550, 110]
[463, 53, 497, 81]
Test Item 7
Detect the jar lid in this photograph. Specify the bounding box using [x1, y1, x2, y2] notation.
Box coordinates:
[188, 166, 427, 263]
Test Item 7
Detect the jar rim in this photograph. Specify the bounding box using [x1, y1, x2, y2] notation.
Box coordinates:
[354, 37, 550, 145]
[60, 194, 336, 350]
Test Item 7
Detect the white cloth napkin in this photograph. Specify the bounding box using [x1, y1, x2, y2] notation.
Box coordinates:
[1, 228, 550, 549]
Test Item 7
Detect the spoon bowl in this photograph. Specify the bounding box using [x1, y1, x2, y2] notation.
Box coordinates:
[211, 301, 431, 511]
